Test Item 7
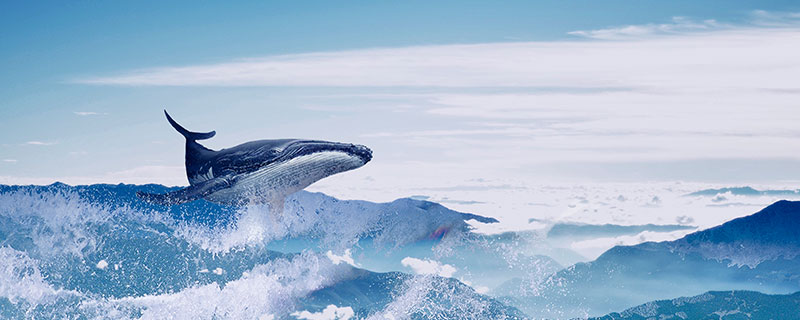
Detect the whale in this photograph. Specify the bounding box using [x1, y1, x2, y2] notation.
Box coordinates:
[136, 110, 372, 209]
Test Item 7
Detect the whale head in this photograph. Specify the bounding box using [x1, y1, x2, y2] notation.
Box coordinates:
[275, 139, 373, 173]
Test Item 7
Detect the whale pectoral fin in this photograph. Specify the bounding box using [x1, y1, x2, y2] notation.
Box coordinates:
[136, 175, 235, 206]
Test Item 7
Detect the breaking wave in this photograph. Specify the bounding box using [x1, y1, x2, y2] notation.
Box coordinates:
[0, 183, 527, 319]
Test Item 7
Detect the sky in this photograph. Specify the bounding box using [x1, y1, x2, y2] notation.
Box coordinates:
[2, 1, 800, 231]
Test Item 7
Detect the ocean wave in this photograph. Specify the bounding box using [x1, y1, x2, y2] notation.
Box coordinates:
[0, 183, 526, 319]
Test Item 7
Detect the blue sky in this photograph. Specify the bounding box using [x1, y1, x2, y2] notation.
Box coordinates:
[2, 1, 800, 201]
[3, 1, 797, 93]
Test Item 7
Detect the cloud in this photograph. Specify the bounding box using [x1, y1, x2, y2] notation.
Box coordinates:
[74, 12, 800, 91]
[73, 111, 107, 116]
[750, 10, 800, 27]
[24, 141, 56, 146]
[569, 11, 800, 40]
[569, 230, 694, 259]
[69, 12, 800, 166]
[2, 159, 17, 163]
[291, 305, 354, 320]
[458, 278, 490, 294]
[568, 17, 727, 40]
[401, 257, 457, 278]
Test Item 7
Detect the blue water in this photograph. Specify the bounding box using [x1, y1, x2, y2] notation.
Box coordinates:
[6, 183, 798, 319]
[0, 183, 527, 319]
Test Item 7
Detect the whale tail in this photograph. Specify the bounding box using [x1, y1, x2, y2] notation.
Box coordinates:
[164, 110, 216, 141]
[163, 110, 217, 185]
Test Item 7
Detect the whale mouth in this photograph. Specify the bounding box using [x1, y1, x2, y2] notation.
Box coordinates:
[350, 144, 373, 164]
[281, 140, 372, 164]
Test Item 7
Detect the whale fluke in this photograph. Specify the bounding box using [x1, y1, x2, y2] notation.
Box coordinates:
[164, 110, 216, 141]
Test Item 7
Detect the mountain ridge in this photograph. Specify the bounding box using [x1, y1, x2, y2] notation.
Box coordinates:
[591, 290, 800, 320]
[500, 200, 800, 319]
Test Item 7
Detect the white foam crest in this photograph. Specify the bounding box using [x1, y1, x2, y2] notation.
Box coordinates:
[174, 203, 280, 253]
[370, 275, 495, 320]
[174, 200, 355, 253]
[174, 192, 406, 253]
[0, 189, 171, 257]
[369, 276, 431, 320]
[0, 189, 110, 257]
[105, 251, 348, 319]
[0, 247, 78, 304]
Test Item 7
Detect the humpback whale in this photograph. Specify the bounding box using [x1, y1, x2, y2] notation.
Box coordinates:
[136, 111, 372, 209]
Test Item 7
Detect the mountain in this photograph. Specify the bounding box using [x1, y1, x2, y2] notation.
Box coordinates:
[498, 200, 800, 319]
[301, 270, 528, 319]
[591, 290, 800, 320]
[687, 186, 800, 197]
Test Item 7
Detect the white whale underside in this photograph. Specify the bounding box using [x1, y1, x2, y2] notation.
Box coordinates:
[204, 151, 363, 205]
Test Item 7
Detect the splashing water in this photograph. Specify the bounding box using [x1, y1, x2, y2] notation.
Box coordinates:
[0, 184, 532, 319]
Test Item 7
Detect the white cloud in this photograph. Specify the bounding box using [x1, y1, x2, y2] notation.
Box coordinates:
[326, 249, 358, 267]
[24, 141, 56, 146]
[73, 111, 107, 116]
[568, 17, 726, 40]
[750, 10, 800, 27]
[401, 257, 457, 278]
[569, 11, 800, 40]
[71, 19, 800, 166]
[75, 18, 800, 92]
[569, 230, 695, 259]
[459, 278, 490, 294]
[2, 159, 17, 163]
[70, 13, 800, 167]
[71, 14, 800, 170]
[291, 305, 354, 320]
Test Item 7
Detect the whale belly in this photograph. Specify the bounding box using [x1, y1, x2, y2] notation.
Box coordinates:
[204, 151, 363, 205]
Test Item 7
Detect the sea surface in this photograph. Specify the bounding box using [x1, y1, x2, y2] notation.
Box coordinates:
[0, 183, 528, 319]
[3, 183, 800, 319]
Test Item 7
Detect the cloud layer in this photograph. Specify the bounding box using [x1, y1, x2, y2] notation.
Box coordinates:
[568, 16, 726, 39]
[77, 11, 800, 92]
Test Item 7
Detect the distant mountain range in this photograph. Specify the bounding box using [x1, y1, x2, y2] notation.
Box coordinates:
[498, 200, 800, 319]
[687, 186, 800, 197]
[591, 290, 800, 320]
